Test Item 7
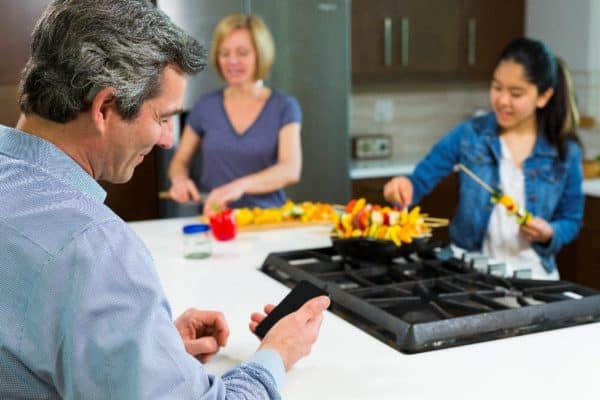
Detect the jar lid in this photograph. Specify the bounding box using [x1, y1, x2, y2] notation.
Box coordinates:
[182, 223, 210, 234]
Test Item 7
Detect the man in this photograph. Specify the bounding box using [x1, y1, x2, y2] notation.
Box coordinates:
[0, 1, 329, 398]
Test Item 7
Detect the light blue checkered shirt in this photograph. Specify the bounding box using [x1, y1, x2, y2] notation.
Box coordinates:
[0, 125, 284, 399]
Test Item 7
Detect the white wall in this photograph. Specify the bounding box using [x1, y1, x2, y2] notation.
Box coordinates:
[526, 0, 600, 132]
[589, 1, 600, 69]
[526, 0, 593, 70]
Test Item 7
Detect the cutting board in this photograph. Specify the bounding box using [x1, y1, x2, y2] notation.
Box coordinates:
[198, 216, 334, 232]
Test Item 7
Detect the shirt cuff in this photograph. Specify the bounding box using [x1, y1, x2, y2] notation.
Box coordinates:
[248, 349, 285, 390]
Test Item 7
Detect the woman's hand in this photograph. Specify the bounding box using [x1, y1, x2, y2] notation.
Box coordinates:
[202, 180, 246, 217]
[169, 177, 202, 204]
[520, 216, 554, 244]
[383, 176, 413, 208]
[174, 308, 230, 364]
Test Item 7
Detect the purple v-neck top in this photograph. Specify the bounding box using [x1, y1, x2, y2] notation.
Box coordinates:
[186, 88, 301, 209]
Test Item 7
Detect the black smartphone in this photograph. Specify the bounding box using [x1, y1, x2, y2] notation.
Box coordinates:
[255, 280, 329, 339]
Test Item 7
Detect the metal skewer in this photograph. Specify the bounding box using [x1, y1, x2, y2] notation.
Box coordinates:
[453, 163, 532, 225]
[453, 163, 495, 194]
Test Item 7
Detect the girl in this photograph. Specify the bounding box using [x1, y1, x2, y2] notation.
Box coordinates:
[383, 37, 584, 279]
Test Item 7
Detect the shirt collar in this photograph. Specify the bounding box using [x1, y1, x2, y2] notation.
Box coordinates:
[474, 112, 558, 159]
[474, 113, 502, 161]
[0, 125, 106, 202]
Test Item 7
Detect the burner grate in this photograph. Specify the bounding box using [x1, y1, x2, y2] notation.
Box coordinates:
[260, 246, 600, 353]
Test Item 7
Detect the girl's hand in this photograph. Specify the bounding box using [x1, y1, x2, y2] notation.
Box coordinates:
[520, 216, 554, 244]
[383, 176, 413, 209]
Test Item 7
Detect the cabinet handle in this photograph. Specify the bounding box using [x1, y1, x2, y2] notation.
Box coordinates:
[384, 17, 392, 67]
[467, 18, 477, 65]
[401, 17, 409, 66]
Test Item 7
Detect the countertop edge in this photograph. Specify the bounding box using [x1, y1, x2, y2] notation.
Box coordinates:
[351, 162, 600, 197]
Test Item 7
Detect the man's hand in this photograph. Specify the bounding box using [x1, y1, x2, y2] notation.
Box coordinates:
[174, 308, 229, 363]
[520, 216, 554, 244]
[249, 296, 330, 371]
[169, 177, 202, 204]
[383, 176, 413, 208]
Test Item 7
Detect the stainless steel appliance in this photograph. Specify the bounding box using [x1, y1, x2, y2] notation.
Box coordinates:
[260, 241, 600, 353]
[155, 0, 351, 217]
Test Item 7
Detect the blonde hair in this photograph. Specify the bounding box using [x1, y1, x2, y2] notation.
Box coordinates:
[210, 13, 275, 81]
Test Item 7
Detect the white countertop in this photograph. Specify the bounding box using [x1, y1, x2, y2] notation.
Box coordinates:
[583, 178, 600, 197]
[130, 217, 600, 400]
[350, 157, 419, 179]
[351, 159, 600, 197]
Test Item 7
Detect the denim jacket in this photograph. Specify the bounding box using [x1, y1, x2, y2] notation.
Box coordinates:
[409, 112, 584, 272]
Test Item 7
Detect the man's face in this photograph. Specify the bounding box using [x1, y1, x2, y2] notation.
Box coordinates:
[102, 66, 186, 183]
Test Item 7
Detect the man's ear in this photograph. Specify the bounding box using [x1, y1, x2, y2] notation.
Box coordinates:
[90, 87, 118, 132]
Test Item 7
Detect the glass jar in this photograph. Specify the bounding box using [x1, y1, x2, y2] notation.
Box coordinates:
[182, 224, 212, 259]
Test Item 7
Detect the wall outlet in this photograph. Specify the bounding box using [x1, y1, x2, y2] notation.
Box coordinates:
[352, 135, 392, 159]
[374, 99, 394, 123]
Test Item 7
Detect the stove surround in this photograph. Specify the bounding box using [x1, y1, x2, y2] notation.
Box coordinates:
[260, 245, 600, 353]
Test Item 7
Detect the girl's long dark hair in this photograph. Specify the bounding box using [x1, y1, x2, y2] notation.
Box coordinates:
[495, 38, 581, 160]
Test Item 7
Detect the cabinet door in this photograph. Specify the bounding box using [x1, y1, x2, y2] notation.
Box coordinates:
[460, 0, 524, 80]
[397, 0, 461, 75]
[353, 0, 463, 83]
[352, 0, 524, 84]
[0, 0, 49, 84]
[418, 173, 458, 243]
[352, 177, 390, 205]
[100, 150, 160, 221]
[574, 197, 600, 289]
[351, 0, 398, 78]
[557, 196, 600, 289]
[574, 228, 600, 289]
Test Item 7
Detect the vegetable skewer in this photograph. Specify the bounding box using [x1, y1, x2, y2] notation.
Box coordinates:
[454, 163, 532, 225]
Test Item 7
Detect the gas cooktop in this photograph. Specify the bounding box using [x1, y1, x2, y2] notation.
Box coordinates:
[260, 242, 600, 353]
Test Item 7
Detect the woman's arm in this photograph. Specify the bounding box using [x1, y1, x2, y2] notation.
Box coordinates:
[168, 125, 203, 203]
[203, 122, 301, 213]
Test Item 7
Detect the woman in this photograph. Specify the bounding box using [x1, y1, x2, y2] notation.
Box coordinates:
[168, 13, 302, 216]
[383, 38, 584, 279]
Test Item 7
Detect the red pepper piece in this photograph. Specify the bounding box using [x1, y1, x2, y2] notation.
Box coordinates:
[209, 208, 237, 241]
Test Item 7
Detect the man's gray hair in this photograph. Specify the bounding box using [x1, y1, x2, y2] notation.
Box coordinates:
[19, 0, 206, 123]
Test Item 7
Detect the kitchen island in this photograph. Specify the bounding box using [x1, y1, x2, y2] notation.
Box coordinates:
[130, 217, 599, 400]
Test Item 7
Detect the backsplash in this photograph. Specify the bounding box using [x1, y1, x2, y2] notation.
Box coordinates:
[350, 88, 489, 160]
[572, 69, 600, 158]
[351, 84, 600, 160]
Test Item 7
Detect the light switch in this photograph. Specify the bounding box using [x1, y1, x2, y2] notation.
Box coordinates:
[374, 99, 394, 123]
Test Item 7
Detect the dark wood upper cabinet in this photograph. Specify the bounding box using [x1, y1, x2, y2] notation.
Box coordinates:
[458, 0, 525, 80]
[395, 1, 462, 75]
[351, 0, 399, 78]
[352, 0, 524, 84]
[0, 1, 49, 84]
